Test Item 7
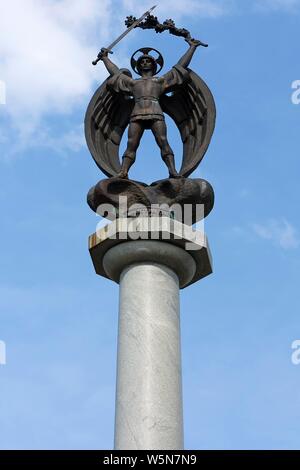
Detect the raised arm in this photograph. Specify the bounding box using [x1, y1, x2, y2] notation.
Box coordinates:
[177, 39, 202, 69]
[100, 48, 120, 76]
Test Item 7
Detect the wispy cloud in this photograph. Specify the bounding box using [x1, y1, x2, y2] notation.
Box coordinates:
[122, 0, 231, 18]
[254, 0, 300, 12]
[252, 219, 300, 250]
[0, 0, 112, 143]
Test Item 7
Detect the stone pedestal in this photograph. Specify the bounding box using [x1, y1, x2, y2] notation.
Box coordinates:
[89, 217, 213, 450]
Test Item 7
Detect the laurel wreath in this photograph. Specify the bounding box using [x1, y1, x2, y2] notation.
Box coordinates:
[125, 14, 207, 46]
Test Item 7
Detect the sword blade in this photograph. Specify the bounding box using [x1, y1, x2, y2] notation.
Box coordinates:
[92, 6, 156, 65]
[106, 5, 156, 51]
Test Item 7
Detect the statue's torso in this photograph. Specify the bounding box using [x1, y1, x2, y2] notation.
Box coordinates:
[131, 77, 165, 120]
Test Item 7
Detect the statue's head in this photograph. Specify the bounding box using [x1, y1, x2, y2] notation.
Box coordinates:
[136, 54, 157, 76]
[131, 48, 164, 77]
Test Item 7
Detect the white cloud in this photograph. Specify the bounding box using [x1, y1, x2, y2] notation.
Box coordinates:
[0, 0, 112, 144]
[253, 219, 300, 250]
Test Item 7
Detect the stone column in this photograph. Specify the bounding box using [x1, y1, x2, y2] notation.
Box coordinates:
[115, 262, 183, 450]
[88, 218, 213, 450]
[103, 241, 196, 450]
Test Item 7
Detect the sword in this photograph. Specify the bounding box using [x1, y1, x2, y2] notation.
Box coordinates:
[92, 5, 157, 66]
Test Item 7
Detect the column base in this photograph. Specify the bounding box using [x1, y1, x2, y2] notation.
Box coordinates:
[89, 217, 213, 289]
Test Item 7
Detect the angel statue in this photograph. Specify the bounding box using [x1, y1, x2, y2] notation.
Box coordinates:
[85, 11, 216, 222]
[99, 39, 203, 178]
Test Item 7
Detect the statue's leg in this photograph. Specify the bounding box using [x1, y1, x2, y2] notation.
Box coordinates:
[118, 121, 144, 178]
[151, 120, 180, 178]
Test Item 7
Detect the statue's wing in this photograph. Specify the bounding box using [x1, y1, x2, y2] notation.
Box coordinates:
[85, 72, 134, 177]
[160, 69, 216, 177]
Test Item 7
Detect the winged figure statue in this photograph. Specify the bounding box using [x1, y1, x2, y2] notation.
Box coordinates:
[85, 39, 216, 180]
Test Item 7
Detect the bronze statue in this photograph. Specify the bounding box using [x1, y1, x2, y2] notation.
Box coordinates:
[99, 41, 202, 178]
[85, 10, 216, 223]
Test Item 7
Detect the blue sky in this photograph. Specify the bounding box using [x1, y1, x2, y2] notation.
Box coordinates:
[0, 0, 300, 450]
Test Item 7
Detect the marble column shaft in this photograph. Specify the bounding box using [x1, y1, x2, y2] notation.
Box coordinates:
[114, 261, 183, 450]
